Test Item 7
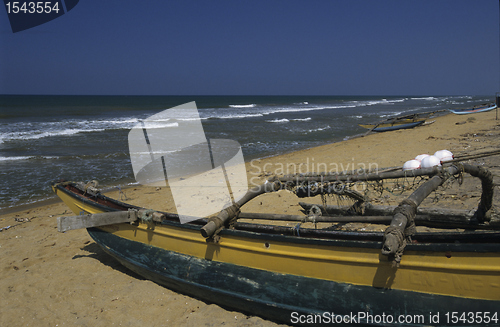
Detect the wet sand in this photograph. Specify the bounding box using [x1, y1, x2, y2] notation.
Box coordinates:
[1, 110, 500, 326]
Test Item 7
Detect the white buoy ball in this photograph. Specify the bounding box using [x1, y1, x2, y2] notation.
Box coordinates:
[421, 155, 441, 168]
[434, 149, 454, 163]
[414, 154, 429, 162]
[403, 159, 421, 171]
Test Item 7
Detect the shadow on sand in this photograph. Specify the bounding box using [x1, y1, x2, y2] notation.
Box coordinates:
[72, 242, 145, 281]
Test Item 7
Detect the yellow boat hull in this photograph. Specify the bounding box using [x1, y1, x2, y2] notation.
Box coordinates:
[53, 182, 500, 325]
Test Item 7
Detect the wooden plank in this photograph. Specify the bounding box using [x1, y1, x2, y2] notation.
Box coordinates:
[57, 211, 134, 232]
[239, 211, 396, 223]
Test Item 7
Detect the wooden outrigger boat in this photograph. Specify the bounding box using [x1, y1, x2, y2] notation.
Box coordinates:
[53, 162, 500, 326]
[359, 110, 448, 133]
[359, 112, 433, 133]
[448, 103, 498, 115]
[359, 119, 425, 132]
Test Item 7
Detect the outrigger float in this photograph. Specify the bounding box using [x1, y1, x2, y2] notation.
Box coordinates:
[53, 161, 500, 326]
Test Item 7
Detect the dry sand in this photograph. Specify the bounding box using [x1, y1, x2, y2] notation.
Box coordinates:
[1, 110, 500, 326]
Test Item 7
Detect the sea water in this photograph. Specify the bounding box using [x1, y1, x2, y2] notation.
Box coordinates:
[0, 95, 493, 211]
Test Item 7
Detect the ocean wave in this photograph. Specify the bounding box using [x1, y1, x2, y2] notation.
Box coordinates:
[229, 104, 256, 108]
[2, 128, 106, 142]
[212, 104, 359, 121]
[1, 116, 143, 142]
[371, 98, 405, 105]
[96, 118, 140, 124]
[385, 98, 406, 103]
[141, 122, 179, 129]
[348, 98, 406, 107]
[0, 155, 59, 162]
[305, 126, 331, 133]
[292, 117, 312, 121]
[410, 97, 438, 101]
[212, 113, 264, 119]
[266, 118, 290, 123]
[72, 117, 141, 130]
[0, 116, 158, 143]
[379, 113, 399, 118]
[205, 102, 369, 121]
[266, 104, 356, 114]
[0, 156, 33, 161]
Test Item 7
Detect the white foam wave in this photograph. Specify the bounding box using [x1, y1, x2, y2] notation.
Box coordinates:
[216, 113, 264, 119]
[382, 98, 405, 103]
[266, 104, 356, 115]
[379, 113, 400, 118]
[266, 118, 289, 123]
[306, 126, 331, 133]
[130, 149, 180, 156]
[210, 101, 387, 121]
[74, 117, 142, 130]
[211, 103, 359, 121]
[352, 98, 407, 107]
[0, 156, 33, 162]
[97, 118, 140, 124]
[0, 115, 153, 143]
[0, 155, 60, 162]
[410, 97, 438, 101]
[292, 117, 312, 121]
[0, 127, 107, 142]
[229, 104, 256, 108]
[142, 122, 179, 129]
[2, 116, 147, 143]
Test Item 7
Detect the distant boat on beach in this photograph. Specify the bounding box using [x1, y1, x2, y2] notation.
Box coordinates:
[448, 103, 497, 115]
[359, 111, 429, 132]
[359, 110, 448, 133]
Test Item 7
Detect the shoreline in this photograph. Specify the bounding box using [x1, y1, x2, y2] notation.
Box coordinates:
[0, 120, 360, 214]
[0, 109, 495, 217]
[2, 109, 500, 326]
[0, 113, 397, 215]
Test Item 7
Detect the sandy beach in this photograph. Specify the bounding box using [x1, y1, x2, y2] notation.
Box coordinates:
[2, 109, 500, 326]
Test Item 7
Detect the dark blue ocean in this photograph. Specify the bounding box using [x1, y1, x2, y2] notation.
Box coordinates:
[0, 95, 494, 211]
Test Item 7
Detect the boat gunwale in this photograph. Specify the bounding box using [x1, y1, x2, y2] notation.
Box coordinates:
[154, 219, 500, 253]
[53, 182, 500, 253]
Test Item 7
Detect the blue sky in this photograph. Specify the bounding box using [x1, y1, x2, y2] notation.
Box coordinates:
[0, 0, 498, 95]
